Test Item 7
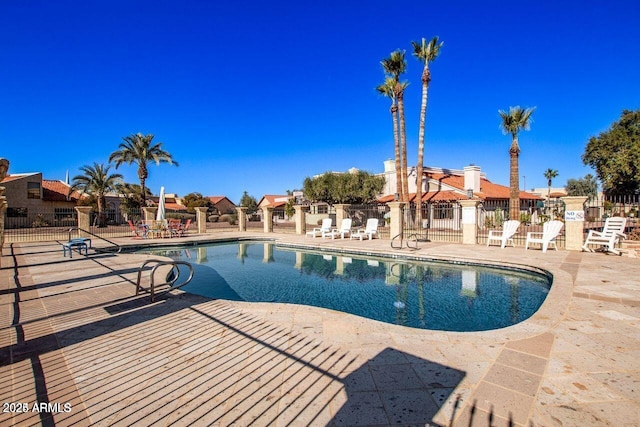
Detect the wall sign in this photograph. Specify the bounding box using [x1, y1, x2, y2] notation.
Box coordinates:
[564, 210, 585, 221]
[462, 206, 476, 224]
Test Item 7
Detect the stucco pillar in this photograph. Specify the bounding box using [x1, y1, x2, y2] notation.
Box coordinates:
[459, 199, 481, 245]
[334, 204, 348, 227]
[236, 207, 248, 232]
[262, 206, 274, 233]
[194, 207, 208, 234]
[75, 206, 93, 237]
[561, 196, 588, 251]
[0, 158, 9, 268]
[142, 207, 157, 222]
[294, 205, 308, 235]
[387, 202, 406, 240]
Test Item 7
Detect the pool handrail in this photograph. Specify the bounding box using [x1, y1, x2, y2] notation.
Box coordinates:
[135, 259, 194, 302]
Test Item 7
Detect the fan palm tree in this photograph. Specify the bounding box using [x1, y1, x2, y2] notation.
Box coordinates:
[70, 163, 123, 227]
[499, 106, 535, 220]
[381, 50, 409, 203]
[543, 168, 559, 213]
[412, 36, 443, 223]
[377, 76, 403, 200]
[109, 133, 178, 205]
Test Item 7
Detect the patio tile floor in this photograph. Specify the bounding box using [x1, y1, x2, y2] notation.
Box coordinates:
[1, 232, 638, 426]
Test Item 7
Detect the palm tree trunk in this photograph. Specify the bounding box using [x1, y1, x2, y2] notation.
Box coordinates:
[391, 105, 402, 199]
[139, 165, 148, 206]
[397, 91, 409, 204]
[509, 137, 520, 221]
[415, 67, 430, 226]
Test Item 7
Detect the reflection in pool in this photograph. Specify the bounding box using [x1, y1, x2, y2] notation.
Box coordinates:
[139, 242, 551, 332]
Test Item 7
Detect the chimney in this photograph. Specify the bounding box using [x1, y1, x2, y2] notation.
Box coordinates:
[463, 164, 481, 194]
[383, 159, 395, 173]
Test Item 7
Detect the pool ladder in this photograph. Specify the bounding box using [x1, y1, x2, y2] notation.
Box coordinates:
[391, 233, 422, 250]
[135, 259, 194, 302]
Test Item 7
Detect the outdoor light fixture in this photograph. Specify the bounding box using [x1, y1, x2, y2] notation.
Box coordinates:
[466, 189, 473, 199]
[394, 193, 399, 201]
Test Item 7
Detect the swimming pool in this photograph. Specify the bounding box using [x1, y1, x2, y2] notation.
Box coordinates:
[137, 241, 551, 332]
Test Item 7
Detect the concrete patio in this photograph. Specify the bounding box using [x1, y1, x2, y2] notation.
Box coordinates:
[1, 232, 638, 426]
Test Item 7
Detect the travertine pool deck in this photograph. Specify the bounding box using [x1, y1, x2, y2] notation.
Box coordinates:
[1, 232, 638, 426]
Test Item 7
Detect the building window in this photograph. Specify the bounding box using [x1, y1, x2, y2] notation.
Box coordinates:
[27, 182, 41, 199]
[7, 207, 28, 217]
[433, 203, 454, 220]
[54, 208, 75, 220]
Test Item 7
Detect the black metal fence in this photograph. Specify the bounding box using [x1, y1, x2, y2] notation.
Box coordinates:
[400, 203, 463, 243]
[4, 207, 79, 242]
[583, 195, 640, 241]
[344, 204, 390, 239]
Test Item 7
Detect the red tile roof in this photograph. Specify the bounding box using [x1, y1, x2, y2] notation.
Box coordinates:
[207, 196, 236, 206]
[378, 191, 467, 203]
[425, 172, 541, 200]
[258, 195, 291, 208]
[42, 180, 81, 202]
[1, 173, 39, 183]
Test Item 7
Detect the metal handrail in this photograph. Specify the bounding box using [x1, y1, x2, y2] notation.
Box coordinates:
[135, 259, 194, 302]
[391, 233, 403, 249]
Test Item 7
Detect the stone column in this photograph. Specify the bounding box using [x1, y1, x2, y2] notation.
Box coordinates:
[294, 205, 308, 235]
[0, 158, 9, 267]
[236, 207, 248, 232]
[75, 206, 93, 237]
[194, 207, 208, 234]
[459, 199, 481, 245]
[561, 196, 588, 251]
[262, 206, 274, 233]
[142, 207, 157, 222]
[388, 202, 405, 240]
[334, 204, 348, 227]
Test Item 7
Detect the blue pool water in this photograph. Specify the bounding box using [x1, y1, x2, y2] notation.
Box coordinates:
[137, 241, 551, 332]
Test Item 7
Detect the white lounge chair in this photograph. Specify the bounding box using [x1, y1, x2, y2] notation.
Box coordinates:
[525, 220, 564, 253]
[350, 218, 379, 241]
[486, 220, 520, 248]
[323, 218, 352, 239]
[582, 216, 627, 255]
[306, 218, 332, 238]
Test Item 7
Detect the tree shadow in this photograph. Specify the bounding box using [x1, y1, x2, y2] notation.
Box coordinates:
[2, 241, 528, 426]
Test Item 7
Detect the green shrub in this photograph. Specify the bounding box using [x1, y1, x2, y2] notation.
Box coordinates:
[208, 215, 219, 223]
[220, 213, 237, 225]
[166, 212, 195, 222]
[628, 228, 640, 241]
[32, 214, 49, 228]
[484, 216, 495, 229]
[520, 212, 532, 225]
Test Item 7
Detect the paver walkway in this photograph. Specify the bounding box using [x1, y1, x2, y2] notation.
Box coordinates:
[1, 233, 638, 426]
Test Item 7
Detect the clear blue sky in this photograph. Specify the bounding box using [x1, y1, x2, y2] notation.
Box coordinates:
[1, 0, 639, 203]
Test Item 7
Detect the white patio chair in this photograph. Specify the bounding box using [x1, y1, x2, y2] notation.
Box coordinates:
[323, 218, 352, 239]
[486, 220, 520, 248]
[306, 218, 332, 238]
[350, 218, 379, 241]
[525, 220, 564, 253]
[582, 216, 627, 255]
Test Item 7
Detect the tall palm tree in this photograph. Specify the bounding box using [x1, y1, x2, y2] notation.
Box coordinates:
[543, 168, 559, 213]
[381, 50, 409, 203]
[70, 163, 123, 227]
[109, 133, 178, 205]
[499, 106, 535, 220]
[412, 36, 443, 223]
[376, 77, 403, 200]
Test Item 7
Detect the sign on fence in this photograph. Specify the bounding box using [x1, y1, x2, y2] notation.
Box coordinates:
[564, 210, 585, 221]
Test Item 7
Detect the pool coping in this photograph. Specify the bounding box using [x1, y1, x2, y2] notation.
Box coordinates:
[108, 234, 573, 345]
